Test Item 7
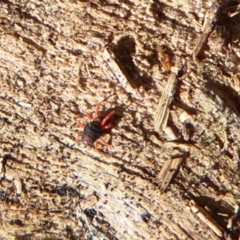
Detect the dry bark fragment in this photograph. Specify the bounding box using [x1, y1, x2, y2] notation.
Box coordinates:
[189, 200, 224, 237]
[192, 3, 219, 61]
[193, 3, 240, 61]
[154, 73, 178, 132]
[0, 0, 240, 239]
[155, 157, 183, 192]
[163, 126, 179, 140]
[102, 47, 142, 100]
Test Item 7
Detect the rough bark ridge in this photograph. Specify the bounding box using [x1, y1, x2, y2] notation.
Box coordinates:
[0, 0, 240, 239]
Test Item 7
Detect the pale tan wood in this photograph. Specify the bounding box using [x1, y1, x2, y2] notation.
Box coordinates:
[0, 1, 240, 239]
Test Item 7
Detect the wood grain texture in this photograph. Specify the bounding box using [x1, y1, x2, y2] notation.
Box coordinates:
[0, 0, 240, 239]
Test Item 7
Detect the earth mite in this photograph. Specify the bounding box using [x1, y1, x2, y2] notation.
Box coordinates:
[76, 97, 115, 150]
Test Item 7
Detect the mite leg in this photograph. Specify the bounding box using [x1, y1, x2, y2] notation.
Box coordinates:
[85, 112, 93, 121]
[99, 136, 113, 149]
[94, 137, 113, 150]
[76, 132, 82, 141]
[102, 122, 112, 130]
[76, 120, 85, 128]
[101, 110, 115, 127]
[93, 141, 100, 151]
[93, 102, 102, 120]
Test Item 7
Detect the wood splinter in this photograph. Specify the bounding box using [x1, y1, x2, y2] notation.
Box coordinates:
[156, 157, 183, 192]
[192, 3, 219, 61]
[102, 47, 142, 100]
[189, 200, 224, 237]
[154, 73, 178, 132]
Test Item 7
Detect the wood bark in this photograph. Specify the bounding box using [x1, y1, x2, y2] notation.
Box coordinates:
[0, 0, 240, 239]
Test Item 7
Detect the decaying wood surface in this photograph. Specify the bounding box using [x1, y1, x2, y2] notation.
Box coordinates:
[0, 0, 240, 239]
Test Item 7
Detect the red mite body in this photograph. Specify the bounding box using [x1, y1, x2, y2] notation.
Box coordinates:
[81, 121, 102, 147]
[76, 99, 115, 150]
